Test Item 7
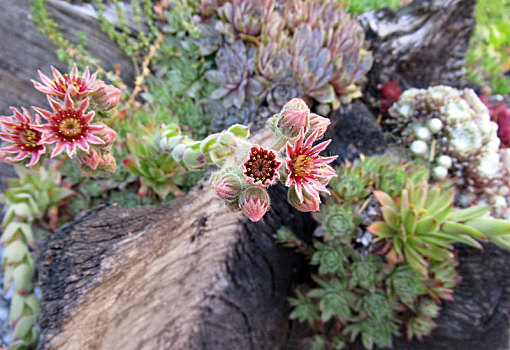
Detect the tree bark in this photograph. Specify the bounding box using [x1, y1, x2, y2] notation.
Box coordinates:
[360, 0, 476, 97]
[37, 175, 314, 350]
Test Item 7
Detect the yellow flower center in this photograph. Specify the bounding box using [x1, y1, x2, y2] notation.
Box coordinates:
[59, 118, 82, 137]
[292, 154, 314, 177]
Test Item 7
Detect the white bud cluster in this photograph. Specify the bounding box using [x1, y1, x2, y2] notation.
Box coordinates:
[388, 85, 510, 218]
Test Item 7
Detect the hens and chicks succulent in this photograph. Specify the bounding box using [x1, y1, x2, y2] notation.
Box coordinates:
[196, 0, 373, 130]
[278, 155, 510, 349]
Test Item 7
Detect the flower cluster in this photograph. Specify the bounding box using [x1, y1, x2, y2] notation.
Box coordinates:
[181, 98, 337, 222]
[387, 86, 510, 218]
[0, 65, 120, 176]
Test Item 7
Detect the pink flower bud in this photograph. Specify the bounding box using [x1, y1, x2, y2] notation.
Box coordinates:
[214, 173, 242, 202]
[81, 148, 100, 170]
[90, 79, 121, 111]
[287, 185, 321, 212]
[308, 113, 331, 139]
[240, 186, 270, 222]
[277, 98, 310, 138]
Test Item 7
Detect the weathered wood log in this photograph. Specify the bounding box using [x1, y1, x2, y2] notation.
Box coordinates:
[360, 0, 476, 96]
[0, 0, 135, 115]
[37, 174, 314, 349]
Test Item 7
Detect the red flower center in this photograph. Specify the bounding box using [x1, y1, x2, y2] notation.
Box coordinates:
[52, 74, 88, 94]
[243, 147, 281, 185]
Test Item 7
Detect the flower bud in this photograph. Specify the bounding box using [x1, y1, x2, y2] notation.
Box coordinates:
[432, 166, 448, 180]
[240, 187, 270, 222]
[90, 79, 121, 111]
[277, 98, 310, 138]
[415, 126, 431, 140]
[410, 140, 428, 155]
[214, 173, 242, 202]
[308, 113, 331, 139]
[288, 185, 320, 212]
[427, 118, 443, 134]
[98, 125, 117, 148]
[436, 155, 452, 169]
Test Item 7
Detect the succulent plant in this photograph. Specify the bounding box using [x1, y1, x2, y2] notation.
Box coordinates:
[388, 86, 510, 218]
[205, 40, 260, 109]
[123, 123, 190, 199]
[199, 0, 372, 112]
[278, 154, 510, 349]
[218, 0, 275, 40]
[1, 164, 73, 349]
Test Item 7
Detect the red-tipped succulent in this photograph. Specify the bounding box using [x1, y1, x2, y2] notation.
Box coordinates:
[32, 64, 99, 100]
[0, 107, 46, 167]
[243, 146, 281, 186]
[33, 93, 105, 158]
[285, 129, 337, 202]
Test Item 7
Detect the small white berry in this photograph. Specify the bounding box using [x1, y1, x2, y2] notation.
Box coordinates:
[432, 166, 448, 180]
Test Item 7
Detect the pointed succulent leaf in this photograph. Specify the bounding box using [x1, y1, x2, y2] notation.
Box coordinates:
[404, 243, 429, 276]
[200, 134, 219, 154]
[12, 315, 35, 340]
[488, 236, 510, 250]
[13, 264, 34, 293]
[372, 190, 396, 209]
[427, 189, 454, 215]
[415, 216, 439, 234]
[434, 231, 482, 249]
[424, 185, 440, 208]
[433, 205, 452, 224]
[441, 221, 486, 240]
[227, 124, 250, 138]
[447, 205, 491, 222]
[367, 222, 394, 238]
[4, 241, 29, 266]
[418, 234, 453, 249]
[403, 208, 417, 235]
[464, 218, 510, 237]
[9, 293, 24, 324]
[408, 236, 453, 261]
[381, 205, 399, 230]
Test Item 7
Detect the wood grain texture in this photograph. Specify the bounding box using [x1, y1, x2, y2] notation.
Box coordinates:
[360, 0, 476, 96]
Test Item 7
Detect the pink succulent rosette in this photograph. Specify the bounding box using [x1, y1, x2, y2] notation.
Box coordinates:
[242, 146, 281, 187]
[285, 129, 337, 202]
[32, 64, 99, 100]
[32, 93, 105, 158]
[0, 107, 46, 167]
